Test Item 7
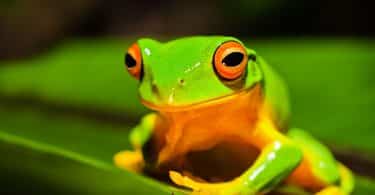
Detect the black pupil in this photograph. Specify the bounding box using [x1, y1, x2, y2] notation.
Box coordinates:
[125, 53, 136, 68]
[222, 52, 244, 67]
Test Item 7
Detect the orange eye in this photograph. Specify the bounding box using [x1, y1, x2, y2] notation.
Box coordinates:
[125, 43, 143, 79]
[213, 41, 248, 80]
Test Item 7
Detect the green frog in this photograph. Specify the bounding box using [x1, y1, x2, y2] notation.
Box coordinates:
[114, 36, 354, 195]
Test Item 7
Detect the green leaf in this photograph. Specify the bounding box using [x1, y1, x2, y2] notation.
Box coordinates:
[0, 107, 185, 194]
[0, 39, 148, 117]
[0, 38, 374, 194]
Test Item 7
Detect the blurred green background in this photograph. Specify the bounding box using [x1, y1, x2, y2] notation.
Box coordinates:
[0, 0, 374, 194]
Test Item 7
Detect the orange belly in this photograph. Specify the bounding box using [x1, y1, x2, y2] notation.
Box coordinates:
[144, 85, 265, 181]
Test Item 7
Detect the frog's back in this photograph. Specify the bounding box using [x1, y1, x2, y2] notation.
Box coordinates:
[258, 56, 291, 130]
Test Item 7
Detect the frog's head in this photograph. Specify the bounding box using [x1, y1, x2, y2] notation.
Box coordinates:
[124, 36, 262, 111]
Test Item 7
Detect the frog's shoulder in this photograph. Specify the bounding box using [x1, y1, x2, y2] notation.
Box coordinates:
[258, 57, 290, 130]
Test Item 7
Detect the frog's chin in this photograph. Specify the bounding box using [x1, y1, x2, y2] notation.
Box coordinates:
[141, 84, 260, 112]
[141, 92, 242, 112]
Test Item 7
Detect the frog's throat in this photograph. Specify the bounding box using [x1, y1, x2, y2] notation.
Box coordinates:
[141, 84, 262, 112]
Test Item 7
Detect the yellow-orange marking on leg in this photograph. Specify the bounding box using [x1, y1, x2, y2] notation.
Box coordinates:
[114, 150, 144, 172]
[315, 186, 345, 195]
[286, 156, 327, 192]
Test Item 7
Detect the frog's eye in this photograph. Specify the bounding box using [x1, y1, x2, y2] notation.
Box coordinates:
[125, 43, 143, 80]
[213, 41, 248, 80]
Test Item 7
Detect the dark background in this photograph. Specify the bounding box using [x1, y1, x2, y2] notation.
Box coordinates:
[0, 0, 373, 59]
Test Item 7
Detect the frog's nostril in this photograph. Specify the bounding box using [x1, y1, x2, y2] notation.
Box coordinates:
[178, 78, 185, 86]
[151, 83, 160, 95]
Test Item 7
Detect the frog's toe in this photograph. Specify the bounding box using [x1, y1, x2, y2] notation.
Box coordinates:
[315, 186, 346, 195]
[169, 171, 243, 195]
[169, 171, 203, 191]
[114, 150, 144, 172]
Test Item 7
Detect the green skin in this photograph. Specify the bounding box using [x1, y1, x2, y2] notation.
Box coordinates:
[125, 36, 354, 194]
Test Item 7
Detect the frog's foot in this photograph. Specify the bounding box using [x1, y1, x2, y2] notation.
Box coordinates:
[315, 186, 346, 195]
[169, 171, 245, 195]
[114, 150, 144, 173]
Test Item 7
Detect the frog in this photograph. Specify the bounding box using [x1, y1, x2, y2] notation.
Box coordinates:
[114, 36, 354, 195]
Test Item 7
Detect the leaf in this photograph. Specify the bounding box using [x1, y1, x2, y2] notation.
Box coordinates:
[0, 107, 185, 194]
[0, 39, 148, 117]
[0, 38, 374, 194]
[253, 39, 375, 153]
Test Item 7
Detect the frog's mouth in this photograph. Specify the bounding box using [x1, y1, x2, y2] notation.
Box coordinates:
[141, 84, 261, 112]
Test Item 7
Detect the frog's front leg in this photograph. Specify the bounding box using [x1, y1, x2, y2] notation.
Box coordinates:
[114, 113, 157, 172]
[170, 122, 302, 195]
